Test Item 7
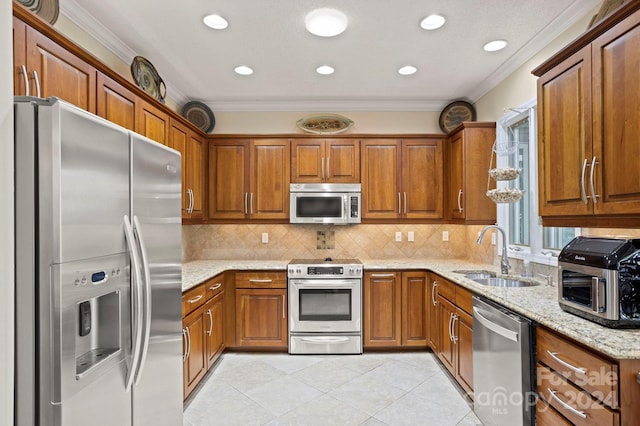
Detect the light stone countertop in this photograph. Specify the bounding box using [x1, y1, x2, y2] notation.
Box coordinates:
[182, 258, 640, 360]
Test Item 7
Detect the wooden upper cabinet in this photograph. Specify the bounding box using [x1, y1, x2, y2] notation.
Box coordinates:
[446, 123, 496, 223]
[97, 72, 138, 131]
[23, 25, 96, 112]
[136, 101, 170, 145]
[250, 139, 290, 219]
[209, 140, 250, 219]
[537, 46, 593, 217]
[170, 120, 190, 215]
[361, 140, 402, 219]
[402, 139, 444, 219]
[188, 133, 205, 219]
[13, 17, 27, 96]
[591, 9, 640, 215]
[362, 138, 444, 220]
[291, 139, 360, 183]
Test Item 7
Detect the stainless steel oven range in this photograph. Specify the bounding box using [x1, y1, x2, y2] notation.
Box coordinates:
[558, 236, 640, 328]
[288, 258, 363, 354]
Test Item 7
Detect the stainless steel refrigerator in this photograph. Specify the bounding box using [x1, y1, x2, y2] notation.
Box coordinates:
[14, 97, 183, 426]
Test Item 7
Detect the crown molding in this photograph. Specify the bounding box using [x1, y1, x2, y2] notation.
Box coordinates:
[467, 0, 601, 103]
[204, 98, 448, 112]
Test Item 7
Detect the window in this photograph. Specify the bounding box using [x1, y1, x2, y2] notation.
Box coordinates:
[496, 99, 578, 265]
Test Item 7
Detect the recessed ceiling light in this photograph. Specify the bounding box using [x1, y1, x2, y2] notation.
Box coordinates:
[398, 65, 417, 75]
[203, 14, 228, 29]
[316, 65, 335, 75]
[483, 40, 507, 52]
[234, 65, 253, 75]
[420, 14, 445, 30]
[305, 8, 348, 37]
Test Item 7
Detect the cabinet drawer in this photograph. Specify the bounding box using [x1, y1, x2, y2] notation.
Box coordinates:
[204, 274, 224, 300]
[235, 271, 287, 289]
[182, 284, 206, 317]
[536, 397, 572, 426]
[537, 364, 619, 426]
[537, 327, 618, 408]
[434, 275, 455, 303]
[455, 286, 472, 315]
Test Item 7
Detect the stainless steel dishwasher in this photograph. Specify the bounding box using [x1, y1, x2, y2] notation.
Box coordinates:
[472, 296, 534, 426]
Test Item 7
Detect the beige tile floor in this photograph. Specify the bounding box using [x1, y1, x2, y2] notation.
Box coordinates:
[183, 352, 482, 426]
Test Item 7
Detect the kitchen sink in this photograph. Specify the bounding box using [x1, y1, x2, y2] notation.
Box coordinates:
[453, 270, 496, 280]
[472, 277, 539, 288]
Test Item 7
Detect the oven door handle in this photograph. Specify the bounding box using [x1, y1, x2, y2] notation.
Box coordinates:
[300, 336, 351, 344]
[290, 279, 357, 287]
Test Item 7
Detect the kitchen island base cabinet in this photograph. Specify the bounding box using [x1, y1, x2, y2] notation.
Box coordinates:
[363, 271, 428, 348]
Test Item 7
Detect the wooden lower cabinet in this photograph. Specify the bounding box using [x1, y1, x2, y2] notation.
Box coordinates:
[235, 289, 287, 348]
[363, 271, 427, 348]
[182, 275, 225, 400]
[431, 274, 473, 395]
[183, 305, 206, 399]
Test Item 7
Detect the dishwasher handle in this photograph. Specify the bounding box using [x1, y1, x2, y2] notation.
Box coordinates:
[473, 306, 519, 343]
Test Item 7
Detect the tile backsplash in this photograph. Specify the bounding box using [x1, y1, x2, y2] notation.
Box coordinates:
[183, 223, 496, 264]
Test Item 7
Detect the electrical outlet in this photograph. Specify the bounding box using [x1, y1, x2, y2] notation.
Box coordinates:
[408, 231, 415, 242]
[442, 231, 449, 241]
[262, 232, 269, 244]
[395, 231, 402, 242]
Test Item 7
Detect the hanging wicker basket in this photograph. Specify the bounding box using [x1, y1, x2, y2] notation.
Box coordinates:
[487, 188, 524, 203]
[489, 167, 521, 181]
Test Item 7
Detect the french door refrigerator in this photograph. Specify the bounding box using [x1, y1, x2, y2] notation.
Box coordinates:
[14, 97, 183, 426]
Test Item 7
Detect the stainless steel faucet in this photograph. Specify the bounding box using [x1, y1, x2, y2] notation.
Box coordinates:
[477, 225, 510, 274]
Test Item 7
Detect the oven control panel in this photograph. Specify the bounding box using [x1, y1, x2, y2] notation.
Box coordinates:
[288, 263, 362, 278]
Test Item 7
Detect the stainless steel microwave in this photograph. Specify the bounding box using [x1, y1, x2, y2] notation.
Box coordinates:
[289, 183, 361, 225]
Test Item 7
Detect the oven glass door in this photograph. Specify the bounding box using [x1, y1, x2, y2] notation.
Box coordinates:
[289, 279, 361, 333]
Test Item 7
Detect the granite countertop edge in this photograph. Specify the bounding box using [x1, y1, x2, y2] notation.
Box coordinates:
[182, 258, 640, 360]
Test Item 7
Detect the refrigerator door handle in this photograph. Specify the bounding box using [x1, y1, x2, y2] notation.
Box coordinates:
[133, 216, 153, 384]
[124, 215, 144, 392]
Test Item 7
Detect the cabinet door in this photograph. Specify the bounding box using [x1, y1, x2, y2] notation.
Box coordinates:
[208, 140, 250, 219]
[13, 17, 27, 96]
[402, 139, 443, 219]
[326, 139, 360, 182]
[455, 308, 473, 395]
[401, 271, 428, 347]
[437, 296, 456, 375]
[170, 120, 190, 215]
[448, 133, 465, 220]
[183, 306, 206, 399]
[25, 26, 96, 112]
[97, 73, 137, 131]
[427, 276, 439, 353]
[235, 289, 287, 348]
[592, 10, 640, 215]
[136, 100, 170, 145]
[188, 133, 205, 219]
[291, 139, 324, 182]
[363, 272, 401, 347]
[537, 46, 593, 217]
[361, 140, 401, 219]
[250, 139, 290, 219]
[204, 292, 224, 369]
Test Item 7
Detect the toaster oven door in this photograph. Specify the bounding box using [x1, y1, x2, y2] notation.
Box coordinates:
[558, 262, 619, 320]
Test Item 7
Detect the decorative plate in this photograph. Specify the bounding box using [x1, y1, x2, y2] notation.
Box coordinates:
[130, 56, 166, 103]
[296, 114, 354, 134]
[438, 100, 477, 133]
[182, 101, 216, 133]
[17, 0, 59, 24]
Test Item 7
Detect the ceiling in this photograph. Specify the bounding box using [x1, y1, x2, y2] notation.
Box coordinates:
[60, 0, 600, 112]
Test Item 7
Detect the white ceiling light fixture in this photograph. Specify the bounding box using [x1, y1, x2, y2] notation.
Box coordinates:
[203, 14, 228, 29]
[420, 14, 446, 30]
[483, 39, 507, 52]
[316, 65, 335, 75]
[398, 65, 417, 75]
[305, 8, 348, 37]
[234, 65, 254, 75]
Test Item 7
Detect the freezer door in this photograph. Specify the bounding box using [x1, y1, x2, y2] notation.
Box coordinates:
[130, 133, 183, 425]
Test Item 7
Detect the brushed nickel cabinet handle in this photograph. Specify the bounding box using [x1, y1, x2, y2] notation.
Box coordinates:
[187, 295, 203, 304]
[326, 157, 330, 179]
[580, 158, 589, 204]
[249, 279, 273, 283]
[403, 192, 407, 214]
[546, 350, 587, 375]
[20, 65, 30, 96]
[250, 192, 254, 214]
[244, 192, 248, 215]
[457, 189, 463, 213]
[370, 273, 395, 277]
[207, 309, 213, 336]
[185, 326, 191, 360]
[321, 157, 325, 180]
[547, 388, 587, 419]
[30, 70, 41, 98]
[451, 314, 458, 343]
[431, 281, 438, 306]
[209, 283, 222, 291]
[397, 192, 401, 214]
[282, 295, 286, 319]
[589, 156, 599, 205]
[182, 329, 187, 362]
